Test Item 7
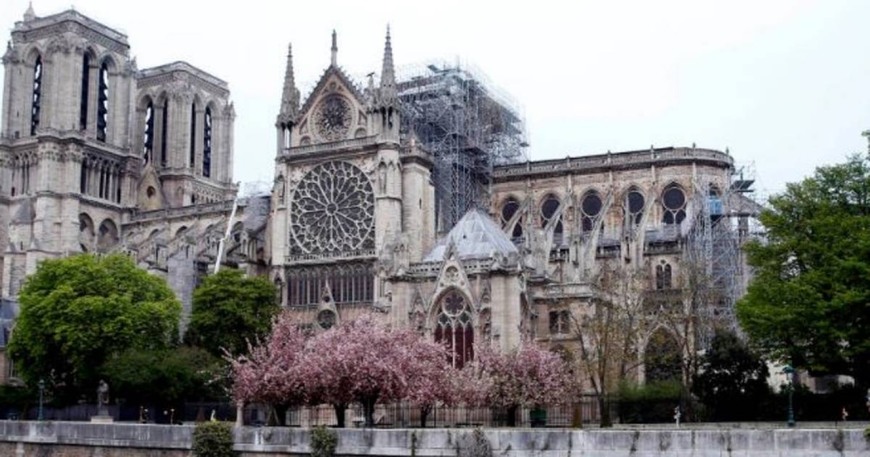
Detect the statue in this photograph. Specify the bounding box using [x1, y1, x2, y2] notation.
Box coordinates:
[97, 380, 109, 406]
[92, 380, 112, 422]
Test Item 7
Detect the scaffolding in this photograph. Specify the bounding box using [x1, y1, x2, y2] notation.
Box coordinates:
[396, 60, 528, 232]
[684, 162, 762, 349]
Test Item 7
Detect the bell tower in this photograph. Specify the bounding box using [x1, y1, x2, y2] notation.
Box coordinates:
[0, 6, 136, 297]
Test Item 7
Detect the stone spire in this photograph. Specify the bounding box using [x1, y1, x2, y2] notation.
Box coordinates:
[330, 30, 338, 67]
[279, 43, 300, 123]
[23, 2, 36, 22]
[378, 25, 398, 107]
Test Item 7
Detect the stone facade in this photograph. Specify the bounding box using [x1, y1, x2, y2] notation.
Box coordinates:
[0, 6, 760, 387]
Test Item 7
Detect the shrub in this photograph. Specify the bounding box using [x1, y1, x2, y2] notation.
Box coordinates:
[192, 421, 235, 457]
[618, 380, 684, 423]
[310, 425, 337, 457]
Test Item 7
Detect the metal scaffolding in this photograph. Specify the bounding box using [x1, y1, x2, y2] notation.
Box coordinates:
[684, 162, 762, 348]
[396, 60, 528, 232]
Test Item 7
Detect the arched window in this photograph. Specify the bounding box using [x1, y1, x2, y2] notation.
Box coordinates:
[501, 197, 523, 244]
[96, 61, 110, 142]
[160, 98, 169, 166]
[581, 191, 602, 233]
[655, 260, 672, 290]
[274, 278, 284, 306]
[626, 188, 645, 226]
[434, 289, 474, 368]
[79, 53, 90, 130]
[203, 107, 212, 178]
[143, 101, 154, 163]
[540, 194, 563, 245]
[661, 184, 686, 225]
[189, 103, 197, 168]
[31, 55, 43, 136]
[645, 329, 681, 383]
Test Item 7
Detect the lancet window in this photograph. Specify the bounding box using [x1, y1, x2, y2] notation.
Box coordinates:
[661, 184, 687, 225]
[189, 103, 197, 168]
[581, 191, 603, 233]
[286, 263, 374, 306]
[143, 101, 154, 163]
[31, 55, 43, 136]
[203, 107, 212, 178]
[96, 61, 109, 142]
[434, 289, 474, 369]
[79, 54, 90, 130]
[541, 194, 564, 245]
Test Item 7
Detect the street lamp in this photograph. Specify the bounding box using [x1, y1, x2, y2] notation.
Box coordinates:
[783, 365, 795, 427]
[37, 379, 45, 421]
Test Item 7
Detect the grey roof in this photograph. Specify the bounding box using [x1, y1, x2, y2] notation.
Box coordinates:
[424, 208, 519, 262]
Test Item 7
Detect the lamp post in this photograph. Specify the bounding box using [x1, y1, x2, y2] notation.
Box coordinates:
[37, 379, 45, 421]
[783, 365, 795, 427]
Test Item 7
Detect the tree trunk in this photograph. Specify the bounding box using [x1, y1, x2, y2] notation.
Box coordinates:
[333, 403, 347, 428]
[269, 403, 288, 426]
[598, 395, 612, 427]
[420, 405, 432, 428]
[506, 405, 519, 427]
[362, 397, 377, 427]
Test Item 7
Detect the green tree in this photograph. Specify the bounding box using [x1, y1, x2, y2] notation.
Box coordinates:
[103, 346, 225, 410]
[693, 330, 770, 421]
[185, 268, 278, 357]
[737, 154, 870, 388]
[7, 254, 181, 403]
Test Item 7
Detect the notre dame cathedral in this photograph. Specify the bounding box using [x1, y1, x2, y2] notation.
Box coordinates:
[0, 7, 759, 383]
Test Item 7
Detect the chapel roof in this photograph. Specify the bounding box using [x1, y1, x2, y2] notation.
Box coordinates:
[424, 208, 519, 262]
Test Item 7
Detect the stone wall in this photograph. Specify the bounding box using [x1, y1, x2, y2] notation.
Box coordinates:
[0, 421, 868, 457]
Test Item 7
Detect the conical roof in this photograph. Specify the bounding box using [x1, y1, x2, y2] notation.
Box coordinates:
[424, 208, 518, 262]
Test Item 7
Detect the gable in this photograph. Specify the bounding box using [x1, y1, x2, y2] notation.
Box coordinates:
[295, 68, 369, 146]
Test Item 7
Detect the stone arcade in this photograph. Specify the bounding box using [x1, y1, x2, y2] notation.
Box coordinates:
[0, 6, 760, 386]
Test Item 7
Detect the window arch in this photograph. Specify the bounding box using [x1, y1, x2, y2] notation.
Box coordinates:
[31, 55, 43, 136]
[97, 219, 119, 252]
[189, 102, 197, 168]
[434, 289, 474, 368]
[160, 97, 170, 166]
[645, 329, 681, 383]
[540, 194, 564, 245]
[655, 260, 672, 290]
[580, 190, 603, 233]
[79, 51, 92, 131]
[96, 60, 110, 142]
[625, 187, 645, 226]
[78, 213, 95, 252]
[203, 106, 213, 178]
[143, 99, 154, 163]
[661, 184, 686, 225]
[500, 196, 523, 244]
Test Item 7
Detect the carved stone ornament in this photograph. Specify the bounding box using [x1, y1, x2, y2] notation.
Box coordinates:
[289, 161, 374, 256]
[314, 95, 352, 141]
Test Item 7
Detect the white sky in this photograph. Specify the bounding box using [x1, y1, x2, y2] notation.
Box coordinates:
[3, 0, 870, 198]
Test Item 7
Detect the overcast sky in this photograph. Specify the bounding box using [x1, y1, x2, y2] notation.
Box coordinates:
[3, 0, 870, 199]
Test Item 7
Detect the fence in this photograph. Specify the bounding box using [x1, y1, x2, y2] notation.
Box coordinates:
[5, 396, 612, 428]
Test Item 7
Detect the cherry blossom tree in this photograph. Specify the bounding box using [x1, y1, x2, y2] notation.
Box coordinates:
[461, 342, 577, 426]
[227, 310, 308, 425]
[303, 313, 450, 427]
[398, 330, 455, 427]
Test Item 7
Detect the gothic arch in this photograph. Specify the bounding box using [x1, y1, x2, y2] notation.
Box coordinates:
[432, 287, 475, 368]
[78, 213, 95, 252]
[96, 218, 119, 252]
[644, 327, 682, 383]
[660, 181, 688, 225]
[579, 188, 604, 233]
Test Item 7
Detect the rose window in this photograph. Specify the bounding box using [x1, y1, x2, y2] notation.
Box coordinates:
[289, 161, 375, 256]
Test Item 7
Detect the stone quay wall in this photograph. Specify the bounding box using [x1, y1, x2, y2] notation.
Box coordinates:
[0, 421, 867, 456]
